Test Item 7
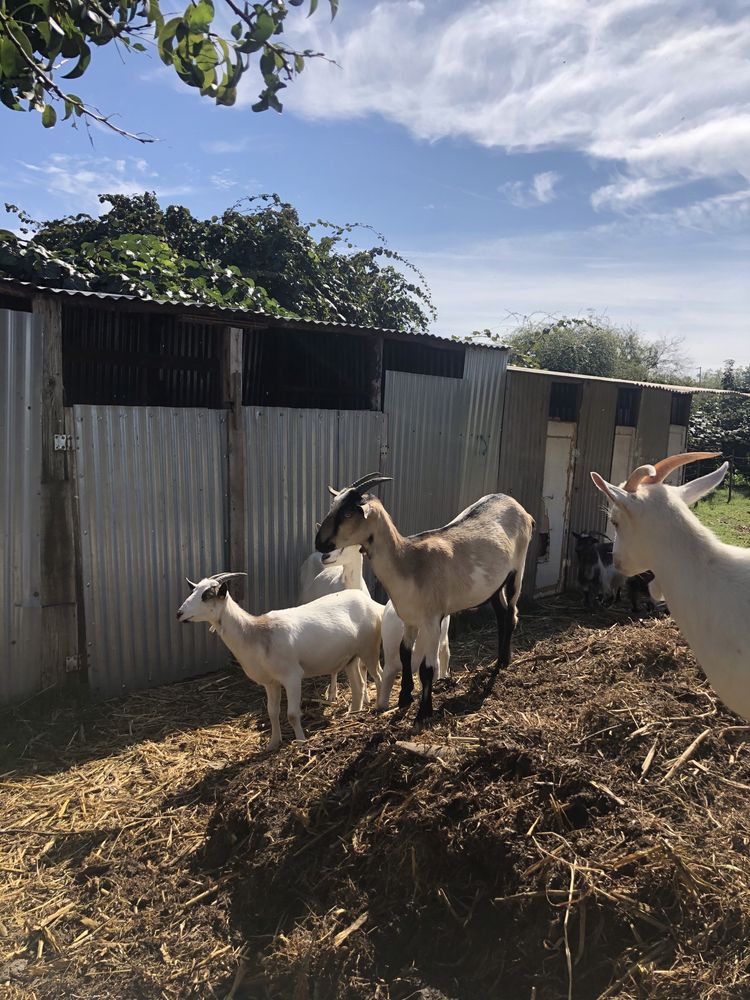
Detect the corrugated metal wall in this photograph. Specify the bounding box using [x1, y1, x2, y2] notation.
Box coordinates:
[635, 388, 672, 467]
[0, 310, 43, 703]
[74, 406, 229, 698]
[382, 346, 507, 537]
[383, 373, 468, 536]
[244, 407, 384, 613]
[570, 381, 618, 538]
[458, 347, 509, 507]
[497, 370, 550, 594]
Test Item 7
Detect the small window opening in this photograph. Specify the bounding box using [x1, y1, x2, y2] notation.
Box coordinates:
[616, 386, 641, 427]
[549, 382, 580, 422]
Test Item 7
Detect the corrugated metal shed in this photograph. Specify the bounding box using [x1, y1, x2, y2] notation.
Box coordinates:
[0, 310, 43, 703]
[635, 388, 673, 467]
[74, 406, 229, 698]
[497, 369, 550, 595]
[382, 345, 507, 538]
[569, 380, 618, 540]
[244, 407, 384, 614]
[500, 366, 694, 595]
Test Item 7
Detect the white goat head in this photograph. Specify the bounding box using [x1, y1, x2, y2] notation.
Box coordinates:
[176, 572, 247, 625]
[315, 473, 392, 552]
[591, 452, 727, 576]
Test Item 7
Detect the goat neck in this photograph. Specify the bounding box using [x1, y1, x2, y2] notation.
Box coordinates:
[209, 592, 259, 666]
[358, 501, 413, 611]
[634, 488, 749, 712]
[339, 548, 364, 590]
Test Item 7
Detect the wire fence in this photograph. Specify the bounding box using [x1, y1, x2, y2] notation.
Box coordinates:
[685, 454, 750, 501]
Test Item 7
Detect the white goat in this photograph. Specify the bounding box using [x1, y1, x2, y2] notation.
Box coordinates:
[176, 573, 381, 750]
[298, 544, 378, 704]
[590, 451, 750, 719]
[315, 473, 534, 725]
[377, 600, 450, 710]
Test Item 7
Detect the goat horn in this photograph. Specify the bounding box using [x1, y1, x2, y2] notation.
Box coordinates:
[650, 451, 723, 483]
[622, 464, 658, 492]
[348, 473, 393, 494]
[211, 572, 248, 584]
[622, 452, 723, 492]
[185, 576, 199, 589]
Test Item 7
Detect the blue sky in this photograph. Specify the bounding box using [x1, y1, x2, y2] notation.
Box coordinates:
[2, 0, 748, 371]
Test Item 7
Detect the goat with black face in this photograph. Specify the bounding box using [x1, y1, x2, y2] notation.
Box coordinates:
[315, 473, 535, 726]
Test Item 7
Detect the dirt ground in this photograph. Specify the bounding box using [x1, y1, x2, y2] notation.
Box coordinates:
[2, 596, 750, 1000]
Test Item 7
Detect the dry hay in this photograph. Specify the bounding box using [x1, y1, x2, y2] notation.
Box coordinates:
[2, 600, 750, 999]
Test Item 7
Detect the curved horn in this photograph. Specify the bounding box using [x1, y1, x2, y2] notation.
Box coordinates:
[622, 464, 657, 492]
[185, 576, 199, 589]
[211, 572, 248, 584]
[348, 473, 393, 494]
[650, 451, 723, 484]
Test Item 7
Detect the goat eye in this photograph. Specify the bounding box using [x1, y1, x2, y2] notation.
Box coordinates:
[344, 510, 353, 519]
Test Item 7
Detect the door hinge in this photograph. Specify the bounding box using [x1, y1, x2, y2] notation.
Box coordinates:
[54, 434, 73, 451]
[65, 654, 81, 673]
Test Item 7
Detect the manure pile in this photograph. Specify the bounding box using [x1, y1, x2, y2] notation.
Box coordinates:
[2, 610, 750, 999]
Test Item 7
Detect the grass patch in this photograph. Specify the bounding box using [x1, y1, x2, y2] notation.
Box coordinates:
[693, 484, 750, 546]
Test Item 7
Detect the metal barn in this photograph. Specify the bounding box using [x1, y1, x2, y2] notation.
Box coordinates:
[0, 281, 507, 705]
[497, 366, 694, 596]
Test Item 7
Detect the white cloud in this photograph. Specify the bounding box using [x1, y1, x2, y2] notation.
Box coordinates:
[407, 225, 750, 368]
[280, 0, 750, 220]
[201, 137, 251, 154]
[500, 170, 560, 207]
[210, 170, 238, 190]
[11, 155, 191, 214]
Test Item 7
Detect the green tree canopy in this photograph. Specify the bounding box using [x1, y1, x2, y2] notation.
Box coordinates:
[0, 191, 436, 331]
[0, 0, 336, 139]
[689, 361, 750, 469]
[481, 314, 689, 383]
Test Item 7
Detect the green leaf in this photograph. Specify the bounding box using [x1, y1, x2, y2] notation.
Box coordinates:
[309, 0, 318, 15]
[61, 45, 91, 79]
[253, 11, 275, 43]
[230, 21, 242, 40]
[41, 103, 56, 127]
[185, 0, 214, 31]
[0, 36, 27, 79]
[294, 53, 304, 73]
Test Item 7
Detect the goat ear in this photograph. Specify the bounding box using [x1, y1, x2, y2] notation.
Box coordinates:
[591, 471, 630, 507]
[361, 502, 373, 519]
[315, 521, 321, 531]
[217, 581, 229, 599]
[676, 461, 728, 506]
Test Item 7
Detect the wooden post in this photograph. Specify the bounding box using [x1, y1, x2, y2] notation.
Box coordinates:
[370, 335, 384, 411]
[224, 327, 246, 602]
[34, 295, 81, 690]
[728, 453, 735, 504]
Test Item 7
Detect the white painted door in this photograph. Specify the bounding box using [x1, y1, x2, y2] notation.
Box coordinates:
[666, 424, 688, 483]
[608, 426, 636, 536]
[536, 421, 576, 592]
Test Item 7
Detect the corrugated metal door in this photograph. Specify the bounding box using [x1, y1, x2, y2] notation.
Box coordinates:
[74, 406, 229, 698]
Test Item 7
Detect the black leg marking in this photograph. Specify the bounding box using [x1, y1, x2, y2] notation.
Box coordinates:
[415, 659, 434, 723]
[397, 640, 414, 708]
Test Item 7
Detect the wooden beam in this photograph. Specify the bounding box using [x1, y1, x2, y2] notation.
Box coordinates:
[225, 327, 246, 602]
[34, 295, 80, 690]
